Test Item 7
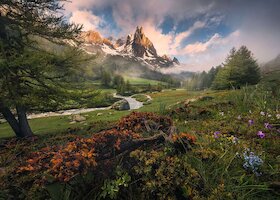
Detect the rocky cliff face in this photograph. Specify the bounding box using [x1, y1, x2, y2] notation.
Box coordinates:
[130, 26, 157, 58]
[80, 26, 180, 68]
[81, 31, 103, 44]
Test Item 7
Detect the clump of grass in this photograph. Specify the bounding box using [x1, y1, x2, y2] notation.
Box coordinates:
[131, 94, 150, 102]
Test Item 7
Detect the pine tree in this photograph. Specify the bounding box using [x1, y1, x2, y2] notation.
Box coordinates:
[0, 0, 86, 137]
[212, 46, 260, 90]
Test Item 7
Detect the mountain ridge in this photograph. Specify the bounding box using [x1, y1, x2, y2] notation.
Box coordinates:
[80, 26, 180, 69]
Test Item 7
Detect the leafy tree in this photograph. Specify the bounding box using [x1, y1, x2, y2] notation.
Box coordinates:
[212, 46, 260, 90]
[211, 67, 231, 90]
[112, 74, 125, 88]
[0, 0, 86, 137]
[100, 70, 112, 87]
[125, 80, 132, 92]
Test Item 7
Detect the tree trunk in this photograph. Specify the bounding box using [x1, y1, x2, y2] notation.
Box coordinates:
[97, 133, 166, 161]
[0, 104, 21, 137]
[16, 106, 33, 137]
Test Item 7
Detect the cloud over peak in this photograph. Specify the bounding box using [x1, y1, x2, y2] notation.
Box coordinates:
[64, 0, 280, 71]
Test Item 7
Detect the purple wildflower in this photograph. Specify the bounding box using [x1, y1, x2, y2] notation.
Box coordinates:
[264, 122, 273, 130]
[248, 119, 254, 126]
[214, 131, 221, 138]
[257, 131, 265, 139]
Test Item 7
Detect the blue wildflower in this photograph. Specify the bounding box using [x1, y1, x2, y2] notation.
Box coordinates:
[243, 150, 263, 176]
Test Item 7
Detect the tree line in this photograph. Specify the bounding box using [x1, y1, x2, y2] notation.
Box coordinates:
[99, 69, 163, 95]
[185, 46, 261, 90]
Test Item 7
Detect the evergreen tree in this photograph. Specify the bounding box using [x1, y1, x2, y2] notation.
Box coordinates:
[112, 74, 125, 88]
[212, 46, 260, 90]
[100, 70, 112, 87]
[0, 0, 85, 137]
[125, 80, 131, 92]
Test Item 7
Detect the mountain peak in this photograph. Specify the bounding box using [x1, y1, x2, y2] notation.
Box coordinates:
[173, 57, 180, 65]
[136, 26, 144, 34]
[80, 27, 180, 68]
[81, 31, 103, 44]
[131, 26, 157, 58]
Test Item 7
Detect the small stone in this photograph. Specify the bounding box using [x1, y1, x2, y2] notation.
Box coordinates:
[71, 114, 86, 122]
[97, 113, 103, 116]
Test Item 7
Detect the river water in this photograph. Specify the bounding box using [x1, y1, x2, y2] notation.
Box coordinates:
[25, 94, 145, 120]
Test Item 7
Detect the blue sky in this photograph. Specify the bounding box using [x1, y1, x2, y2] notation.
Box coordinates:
[65, 0, 280, 71]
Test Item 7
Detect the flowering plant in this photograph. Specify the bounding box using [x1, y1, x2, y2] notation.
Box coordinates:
[243, 150, 263, 176]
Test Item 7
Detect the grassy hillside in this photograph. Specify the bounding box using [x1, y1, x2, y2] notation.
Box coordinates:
[1, 87, 279, 199]
[123, 76, 166, 85]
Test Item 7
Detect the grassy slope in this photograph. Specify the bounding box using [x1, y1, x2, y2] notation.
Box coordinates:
[123, 76, 166, 85]
[1, 88, 279, 199]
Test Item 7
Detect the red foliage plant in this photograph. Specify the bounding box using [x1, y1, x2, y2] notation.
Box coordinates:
[118, 111, 173, 133]
[172, 132, 197, 144]
[17, 128, 141, 182]
[17, 112, 173, 183]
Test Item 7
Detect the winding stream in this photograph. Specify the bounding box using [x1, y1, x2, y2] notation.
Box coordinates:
[25, 93, 147, 120]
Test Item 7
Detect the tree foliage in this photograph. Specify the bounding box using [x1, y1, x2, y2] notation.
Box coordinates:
[212, 46, 260, 89]
[0, 0, 87, 137]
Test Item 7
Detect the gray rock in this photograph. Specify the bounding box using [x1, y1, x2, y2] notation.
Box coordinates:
[111, 99, 130, 111]
[71, 114, 86, 122]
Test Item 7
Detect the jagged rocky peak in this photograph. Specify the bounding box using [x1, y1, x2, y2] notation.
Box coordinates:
[126, 34, 133, 45]
[81, 31, 103, 44]
[81, 30, 115, 49]
[116, 38, 126, 47]
[131, 26, 157, 57]
[103, 38, 115, 49]
[162, 54, 172, 61]
[173, 57, 180, 65]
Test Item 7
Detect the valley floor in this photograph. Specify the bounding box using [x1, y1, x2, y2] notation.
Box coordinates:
[0, 90, 202, 138]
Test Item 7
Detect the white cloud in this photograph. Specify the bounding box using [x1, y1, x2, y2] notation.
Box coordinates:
[141, 23, 173, 56]
[172, 21, 206, 49]
[183, 30, 240, 54]
[62, 0, 280, 71]
[143, 20, 206, 56]
[69, 10, 104, 31]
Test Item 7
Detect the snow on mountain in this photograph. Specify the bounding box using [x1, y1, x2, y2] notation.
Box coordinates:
[80, 26, 180, 68]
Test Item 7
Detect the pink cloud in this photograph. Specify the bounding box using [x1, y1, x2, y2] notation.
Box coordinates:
[69, 10, 104, 31]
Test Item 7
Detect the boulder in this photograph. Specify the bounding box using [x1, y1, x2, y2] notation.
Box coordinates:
[71, 114, 86, 122]
[111, 99, 130, 111]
